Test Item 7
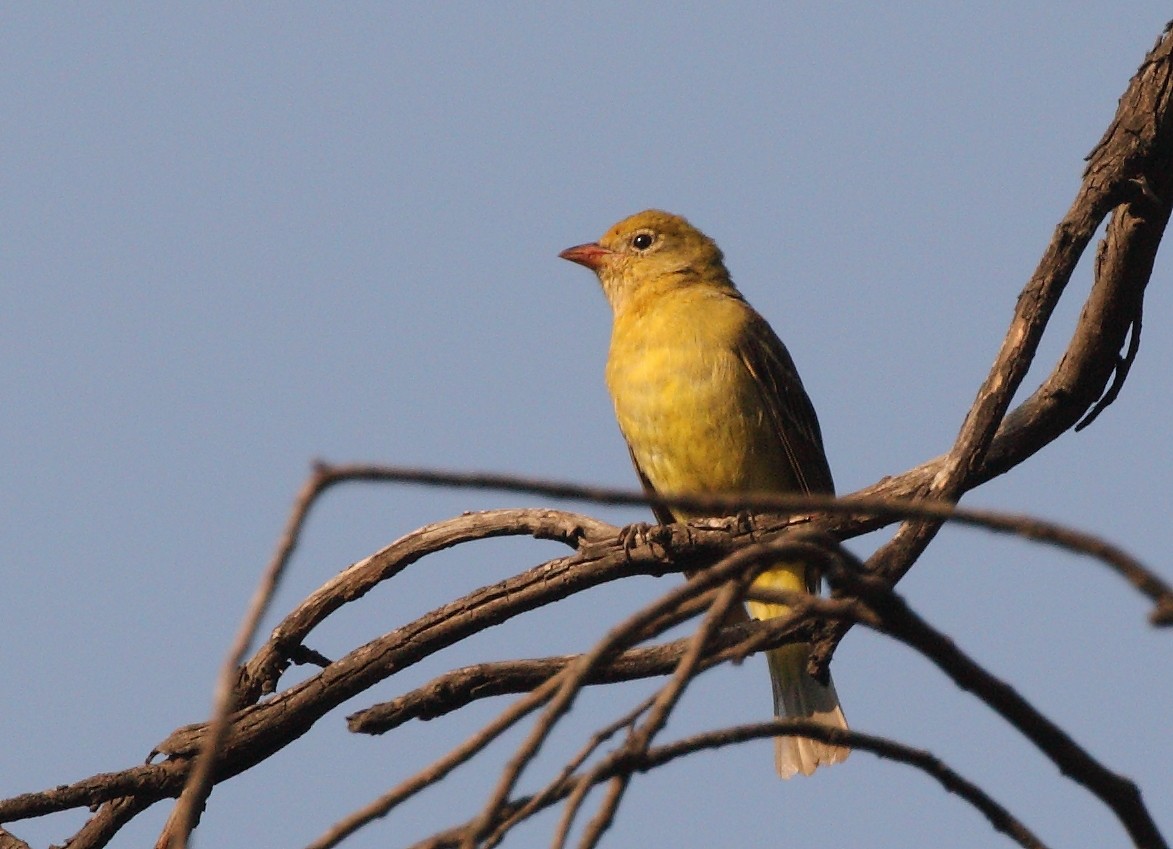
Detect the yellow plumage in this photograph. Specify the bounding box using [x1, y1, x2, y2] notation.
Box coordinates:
[561, 209, 849, 778]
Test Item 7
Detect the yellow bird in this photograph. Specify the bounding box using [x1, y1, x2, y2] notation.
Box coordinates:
[560, 209, 849, 778]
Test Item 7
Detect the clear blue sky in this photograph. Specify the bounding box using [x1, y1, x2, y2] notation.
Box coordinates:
[3, 5, 1170, 849]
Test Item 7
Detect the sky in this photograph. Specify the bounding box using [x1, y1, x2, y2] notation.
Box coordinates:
[2, 5, 1171, 849]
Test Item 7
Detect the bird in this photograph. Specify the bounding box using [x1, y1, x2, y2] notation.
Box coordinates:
[559, 209, 849, 778]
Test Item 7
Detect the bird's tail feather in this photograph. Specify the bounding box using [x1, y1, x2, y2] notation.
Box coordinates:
[767, 642, 850, 779]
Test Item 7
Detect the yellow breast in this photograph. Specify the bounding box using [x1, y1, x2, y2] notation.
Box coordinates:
[605, 285, 797, 510]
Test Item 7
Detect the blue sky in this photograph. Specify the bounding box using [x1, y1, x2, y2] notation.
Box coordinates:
[3, 5, 1171, 849]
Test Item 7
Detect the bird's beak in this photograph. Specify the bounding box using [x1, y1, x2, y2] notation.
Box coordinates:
[559, 242, 612, 271]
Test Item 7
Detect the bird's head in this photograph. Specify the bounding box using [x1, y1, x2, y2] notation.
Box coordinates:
[560, 209, 734, 313]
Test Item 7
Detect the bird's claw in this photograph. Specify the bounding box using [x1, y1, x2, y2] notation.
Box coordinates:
[733, 509, 757, 539]
[618, 521, 654, 558]
[619, 521, 680, 562]
[1129, 174, 1162, 207]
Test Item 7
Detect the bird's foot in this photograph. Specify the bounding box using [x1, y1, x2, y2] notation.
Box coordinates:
[732, 509, 757, 539]
[617, 521, 655, 559]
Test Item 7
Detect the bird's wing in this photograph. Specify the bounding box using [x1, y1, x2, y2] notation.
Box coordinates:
[736, 313, 835, 596]
[735, 311, 836, 497]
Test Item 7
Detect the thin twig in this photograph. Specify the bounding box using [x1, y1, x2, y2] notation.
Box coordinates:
[480, 696, 659, 849]
[304, 675, 564, 849]
[303, 464, 1173, 623]
[645, 722, 1050, 849]
[242, 507, 615, 703]
[570, 579, 749, 849]
[830, 559, 1169, 849]
[458, 555, 742, 847]
[400, 722, 1049, 849]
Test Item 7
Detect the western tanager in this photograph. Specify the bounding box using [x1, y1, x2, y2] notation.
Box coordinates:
[560, 209, 849, 778]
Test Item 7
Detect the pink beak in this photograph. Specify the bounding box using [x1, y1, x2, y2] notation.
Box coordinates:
[559, 242, 612, 271]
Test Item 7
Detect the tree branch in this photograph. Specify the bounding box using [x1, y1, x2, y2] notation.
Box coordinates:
[395, 721, 1048, 849]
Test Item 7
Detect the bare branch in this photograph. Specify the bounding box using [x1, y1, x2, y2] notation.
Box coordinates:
[858, 19, 1173, 617]
[160, 464, 338, 849]
[555, 580, 750, 849]
[650, 722, 1050, 849]
[269, 467, 1172, 624]
[398, 722, 1048, 849]
[240, 507, 614, 704]
[71, 794, 159, 849]
[0, 827, 32, 849]
[0, 761, 183, 823]
[830, 562, 1169, 849]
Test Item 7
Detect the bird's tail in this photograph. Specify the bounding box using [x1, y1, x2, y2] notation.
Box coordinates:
[766, 641, 850, 778]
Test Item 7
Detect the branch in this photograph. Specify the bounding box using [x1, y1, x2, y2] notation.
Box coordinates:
[3, 489, 1164, 828]
[316, 542, 861, 849]
[830, 562, 1169, 849]
[396, 722, 1048, 849]
[240, 505, 614, 704]
[351, 538, 1165, 849]
[859, 19, 1173, 604]
[161, 464, 339, 849]
[0, 828, 31, 849]
[260, 468, 1173, 626]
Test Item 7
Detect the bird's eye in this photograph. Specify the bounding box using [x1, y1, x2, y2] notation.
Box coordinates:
[631, 232, 655, 251]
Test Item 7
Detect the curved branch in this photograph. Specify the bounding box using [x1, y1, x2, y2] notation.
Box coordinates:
[858, 22, 1173, 609]
[240, 506, 615, 704]
[0, 761, 183, 823]
[264, 471, 1172, 623]
[0, 828, 31, 849]
[395, 722, 1048, 849]
[830, 565, 1168, 849]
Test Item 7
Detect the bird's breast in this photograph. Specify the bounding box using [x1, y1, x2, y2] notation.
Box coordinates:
[605, 294, 791, 501]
